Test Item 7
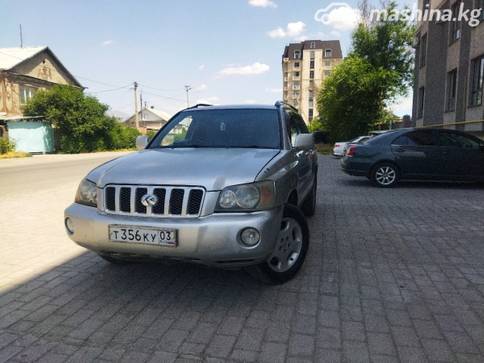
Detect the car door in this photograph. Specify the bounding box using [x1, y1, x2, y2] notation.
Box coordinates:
[437, 130, 484, 179]
[391, 130, 441, 178]
[285, 108, 313, 199]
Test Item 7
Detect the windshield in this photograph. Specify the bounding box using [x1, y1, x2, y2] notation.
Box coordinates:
[149, 109, 281, 149]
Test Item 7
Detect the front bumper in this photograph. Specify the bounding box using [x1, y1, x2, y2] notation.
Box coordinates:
[64, 203, 283, 268]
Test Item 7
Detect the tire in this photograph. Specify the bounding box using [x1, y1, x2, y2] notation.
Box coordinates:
[248, 205, 309, 284]
[301, 175, 317, 217]
[98, 254, 132, 265]
[371, 162, 399, 188]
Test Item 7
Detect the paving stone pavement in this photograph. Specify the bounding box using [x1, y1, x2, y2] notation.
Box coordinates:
[1, 155, 484, 362]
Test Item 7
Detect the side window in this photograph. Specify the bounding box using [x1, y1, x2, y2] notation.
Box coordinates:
[392, 135, 415, 146]
[439, 132, 481, 149]
[285, 109, 302, 146]
[405, 130, 436, 146]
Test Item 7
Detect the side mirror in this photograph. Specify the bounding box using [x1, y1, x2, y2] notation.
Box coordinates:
[294, 133, 315, 149]
[136, 135, 149, 150]
[313, 131, 327, 144]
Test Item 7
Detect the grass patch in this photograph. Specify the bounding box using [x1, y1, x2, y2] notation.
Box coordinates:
[316, 144, 333, 155]
[0, 151, 32, 159]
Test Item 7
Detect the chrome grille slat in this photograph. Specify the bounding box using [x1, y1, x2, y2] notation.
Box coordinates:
[103, 185, 204, 218]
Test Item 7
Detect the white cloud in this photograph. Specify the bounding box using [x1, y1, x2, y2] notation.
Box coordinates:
[390, 93, 413, 117]
[314, 4, 360, 31]
[218, 62, 270, 77]
[198, 64, 206, 70]
[196, 96, 220, 104]
[194, 83, 208, 91]
[266, 87, 282, 93]
[248, 0, 277, 8]
[268, 21, 306, 39]
[243, 99, 258, 104]
[101, 40, 114, 46]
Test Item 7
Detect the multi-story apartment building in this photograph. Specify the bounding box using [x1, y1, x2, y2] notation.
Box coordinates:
[282, 40, 343, 124]
[413, 0, 484, 138]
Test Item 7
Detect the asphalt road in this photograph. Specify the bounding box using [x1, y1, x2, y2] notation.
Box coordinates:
[0, 152, 130, 291]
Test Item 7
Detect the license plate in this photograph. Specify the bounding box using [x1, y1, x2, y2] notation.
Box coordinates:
[109, 225, 177, 247]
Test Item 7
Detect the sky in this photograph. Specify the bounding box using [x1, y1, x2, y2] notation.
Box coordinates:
[1, 0, 416, 119]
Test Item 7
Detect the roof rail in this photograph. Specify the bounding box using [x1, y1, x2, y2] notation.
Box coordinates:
[274, 100, 299, 112]
[186, 103, 212, 110]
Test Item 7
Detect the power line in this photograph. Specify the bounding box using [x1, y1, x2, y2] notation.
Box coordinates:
[88, 84, 132, 94]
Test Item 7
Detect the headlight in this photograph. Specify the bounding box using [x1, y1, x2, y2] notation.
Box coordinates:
[216, 181, 276, 212]
[75, 179, 97, 207]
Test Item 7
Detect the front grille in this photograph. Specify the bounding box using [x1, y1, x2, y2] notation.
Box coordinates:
[104, 185, 205, 217]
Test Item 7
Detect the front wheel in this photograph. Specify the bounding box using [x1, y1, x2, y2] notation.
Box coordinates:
[371, 162, 399, 188]
[248, 205, 309, 284]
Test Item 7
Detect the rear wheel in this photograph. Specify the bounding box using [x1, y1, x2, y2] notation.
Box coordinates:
[248, 205, 309, 284]
[371, 162, 399, 187]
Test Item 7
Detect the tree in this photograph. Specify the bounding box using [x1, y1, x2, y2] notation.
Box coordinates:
[316, 1, 415, 141]
[317, 56, 387, 141]
[352, 1, 415, 99]
[24, 85, 139, 153]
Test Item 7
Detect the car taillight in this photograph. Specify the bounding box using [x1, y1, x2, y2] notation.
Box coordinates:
[346, 145, 356, 157]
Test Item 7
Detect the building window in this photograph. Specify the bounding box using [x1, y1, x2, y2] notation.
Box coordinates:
[309, 70, 315, 79]
[446, 69, 457, 112]
[420, 34, 427, 68]
[310, 60, 315, 69]
[293, 71, 300, 78]
[422, 0, 430, 10]
[308, 108, 314, 121]
[294, 62, 300, 68]
[310, 51, 315, 59]
[294, 50, 301, 59]
[450, 2, 462, 42]
[308, 97, 314, 107]
[324, 70, 331, 76]
[324, 49, 332, 58]
[19, 85, 37, 105]
[310, 41, 316, 49]
[418, 87, 425, 118]
[292, 92, 299, 98]
[470, 55, 484, 106]
[325, 60, 331, 67]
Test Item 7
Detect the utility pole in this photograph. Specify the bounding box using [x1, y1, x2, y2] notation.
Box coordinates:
[19, 24, 23, 48]
[184, 85, 192, 108]
[133, 81, 139, 129]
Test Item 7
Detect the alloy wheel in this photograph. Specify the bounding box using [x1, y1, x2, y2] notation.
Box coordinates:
[375, 166, 396, 186]
[268, 217, 303, 272]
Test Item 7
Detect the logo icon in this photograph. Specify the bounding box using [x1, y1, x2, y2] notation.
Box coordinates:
[314, 2, 354, 25]
[141, 194, 158, 207]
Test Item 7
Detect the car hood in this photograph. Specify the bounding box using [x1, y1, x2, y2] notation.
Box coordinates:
[88, 148, 280, 191]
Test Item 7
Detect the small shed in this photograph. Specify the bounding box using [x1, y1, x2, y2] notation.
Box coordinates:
[0, 116, 54, 153]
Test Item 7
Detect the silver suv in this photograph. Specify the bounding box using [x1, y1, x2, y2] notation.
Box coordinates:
[64, 103, 318, 283]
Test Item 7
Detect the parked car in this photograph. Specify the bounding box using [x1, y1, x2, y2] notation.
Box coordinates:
[64, 103, 319, 284]
[342, 136, 371, 155]
[333, 136, 371, 157]
[341, 128, 484, 187]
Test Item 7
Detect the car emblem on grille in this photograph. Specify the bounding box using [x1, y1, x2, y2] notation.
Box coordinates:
[141, 194, 158, 207]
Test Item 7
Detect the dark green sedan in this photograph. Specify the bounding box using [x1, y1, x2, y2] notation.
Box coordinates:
[341, 128, 484, 187]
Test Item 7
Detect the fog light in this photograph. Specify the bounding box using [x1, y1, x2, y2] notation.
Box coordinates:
[65, 218, 74, 235]
[240, 228, 260, 247]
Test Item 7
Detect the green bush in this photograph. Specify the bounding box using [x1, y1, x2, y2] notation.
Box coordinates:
[107, 122, 141, 150]
[0, 138, 15, 154]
